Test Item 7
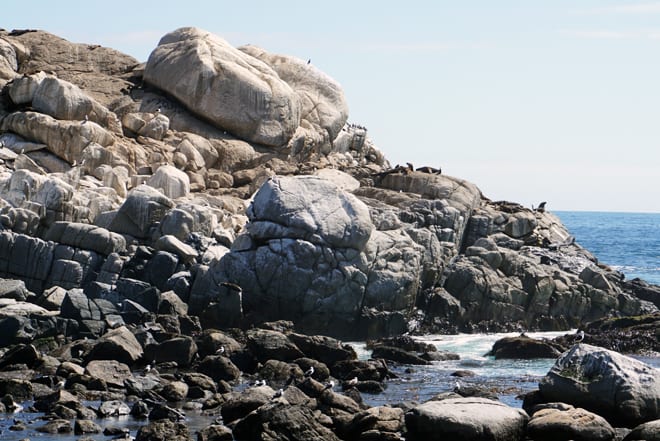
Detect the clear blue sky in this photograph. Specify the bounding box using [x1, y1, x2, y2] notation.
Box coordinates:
[6, 1, 660, 212]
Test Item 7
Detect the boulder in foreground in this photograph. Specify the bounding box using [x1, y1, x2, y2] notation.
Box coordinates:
[539, 343, 660, 427]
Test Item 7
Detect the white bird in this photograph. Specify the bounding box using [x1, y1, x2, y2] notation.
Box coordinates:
[272, 388, 284, 399]
[575, 330, 585, 342]
[55, 379, 65, 389]
[81, 114, 88, 124]
[215, 346, 225, 355]
[144, 364, 152, 373]
[454, 380, 462, 392]
[304, 366, 314, 377]
[347, 377, 358, 386]
[323, 380, 335, 390]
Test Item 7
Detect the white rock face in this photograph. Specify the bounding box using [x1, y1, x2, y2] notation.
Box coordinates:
[144, 27, 301, 147]
[539, 343, 660, 427]
[0, 111, 115, 165]
[147, 165, 190, 199]
[239, 45, 349, 153]
[30, 76, 122, 133]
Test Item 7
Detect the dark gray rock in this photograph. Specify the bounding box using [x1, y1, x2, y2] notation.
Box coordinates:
[197, 355, 241, 383]
[233, 402, 341, 441]
[144, 336, 197, 367]
[246, 328, 305, 363]
[136, 419, 192, 441]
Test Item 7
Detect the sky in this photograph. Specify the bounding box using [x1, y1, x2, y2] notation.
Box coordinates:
[5, 1, 660, 212]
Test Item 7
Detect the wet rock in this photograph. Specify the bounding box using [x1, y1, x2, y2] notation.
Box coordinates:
[86, 325, 143, 364]
[144, 336, 197, 367]
[233, 402, 341, 441]
[0, 343, 40, 369]
[136, 419, 193, 441]
[197, 355, 241, 383]
[74, 419, 102, 435]
[332, 359, 390, 382]
[36, 418, 73, 434]
[287, 333, 357, 366]
[246, 328, 305, 363]
[539, 344, 660, 427]
[0, 378, 32, 401]
[197, 424, 233, 441]
[160, 380, 189, 402]
[84, 359, 132, 388]
[370, 346, 431, 365]
[487, 335, 563, 359]
[220, 385, 275, 423]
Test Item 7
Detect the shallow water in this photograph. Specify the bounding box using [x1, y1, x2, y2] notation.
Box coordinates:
[350, 331, 660, 408]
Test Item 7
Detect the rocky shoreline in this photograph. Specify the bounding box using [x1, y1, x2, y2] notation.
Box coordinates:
[0, 26, 658, 440]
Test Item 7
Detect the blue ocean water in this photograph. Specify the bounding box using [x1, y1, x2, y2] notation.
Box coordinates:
[556, 211, 660, 285]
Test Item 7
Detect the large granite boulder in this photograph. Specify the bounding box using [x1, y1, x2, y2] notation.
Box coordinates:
[405, 397, 528, 441]
[539, 344, 660, 427]
[144, 27, 300, 147]
[527, 404, 616, 441]
[239, 45, 349, 155]
[190, 175, 425, 338]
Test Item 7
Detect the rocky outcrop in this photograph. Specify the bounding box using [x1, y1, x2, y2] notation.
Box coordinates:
[0, 27, 655, 345]
[144, 27, 300, 147]
[539, 344, 660, 427]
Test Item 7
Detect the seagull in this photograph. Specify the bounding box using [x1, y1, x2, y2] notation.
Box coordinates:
[323, 380, 335, 391]
[303, 366, 314, 377]
[575, 330, 585, 342]
[272, 388, 284, 399]
[453, 380, 462, 392]
[144, 364, 152, 373]
[215, 346, 225, 355]
[347, 377, 358, 386]
[81, 114, 88, 124]
[55, 379, 66, 389]
[155, 108, 161, 114]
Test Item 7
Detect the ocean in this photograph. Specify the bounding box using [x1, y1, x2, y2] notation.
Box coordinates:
[555, 211, 660, 285]
[1, 211, 658, 440]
